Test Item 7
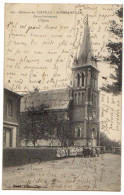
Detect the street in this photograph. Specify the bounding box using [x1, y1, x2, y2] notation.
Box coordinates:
[3, 153, 121, 191]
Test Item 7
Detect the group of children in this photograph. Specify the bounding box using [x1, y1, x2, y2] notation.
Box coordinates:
[56, 146, 100, 158]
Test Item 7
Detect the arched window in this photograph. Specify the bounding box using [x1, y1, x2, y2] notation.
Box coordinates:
[77, 127, 81, 138]
[82, 72, 85, 87]
[94, 78, 95, 88]
[75, 93, 77, 104]
[92, 93, 94, 104]
[77, 73, 80, 87]
[78, 92, 81, 104]
[94, 95, 97, 106]
[82, 93, 85, 104]
[92, 76, 96, 88]
[75, 127, 81, 138]
[88, 88, 91, 102]
[94, 95, 95, 106]
[96, 95, 97, 106]
[75, 93, 78, 105]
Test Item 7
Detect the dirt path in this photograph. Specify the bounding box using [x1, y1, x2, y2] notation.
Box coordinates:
[2, 153, 121, 191]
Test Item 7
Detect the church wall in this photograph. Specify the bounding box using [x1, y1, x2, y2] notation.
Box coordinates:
[20, 138, 61, 147]
[88, 138, 97, 147]
[37, 139, 61, 146]
[74, 139, 87, 147]
[71, 106, 85, 121]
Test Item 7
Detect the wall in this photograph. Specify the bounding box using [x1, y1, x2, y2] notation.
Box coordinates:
[20, 138, 61, 147]
[74, 139, 87, 146]
[72, 106, 85, 122]
[3, 89, 21, 148]
[4, 89, 21, 124]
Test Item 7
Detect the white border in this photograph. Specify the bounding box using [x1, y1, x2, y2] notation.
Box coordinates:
[0, 0, 123, 195]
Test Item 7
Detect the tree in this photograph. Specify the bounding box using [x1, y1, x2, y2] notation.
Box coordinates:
[20, 87, 72, 146]
[20, 104, 72, 146]
[20, 104, 48, 146]
[101, 7, 123, 95]
[44, 112, 72, 146]
[100, 132, 121, 147]
[56, 114, 71, 146]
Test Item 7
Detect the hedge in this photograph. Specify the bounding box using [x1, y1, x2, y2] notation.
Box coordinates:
[3, 147, 57, 167]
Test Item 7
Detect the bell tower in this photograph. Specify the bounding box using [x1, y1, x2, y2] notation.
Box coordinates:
[71, 17, 100, 147]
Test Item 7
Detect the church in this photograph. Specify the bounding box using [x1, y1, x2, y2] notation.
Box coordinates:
[20, 18, 100, 147]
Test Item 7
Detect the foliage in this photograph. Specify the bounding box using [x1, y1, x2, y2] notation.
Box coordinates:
[100, 132, 121, 147]
[3, 148, 57, 167]
[20, 104, 71, 146]
[20, 104, 49, 146]
[101, 7, 123, 95]
[91, 56, 100, 62]
[41, 111, 72, 146]
[55, 114, 71, 145]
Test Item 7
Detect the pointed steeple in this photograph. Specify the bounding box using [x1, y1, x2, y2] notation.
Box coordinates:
[77, 16, 94, 66]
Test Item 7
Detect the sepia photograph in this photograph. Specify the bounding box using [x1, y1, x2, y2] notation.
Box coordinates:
[2, 3, 122, 191]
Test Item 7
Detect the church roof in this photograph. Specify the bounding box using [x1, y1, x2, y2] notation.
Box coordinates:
[75, 16, 97, 68]
[21, 88, 72, 112]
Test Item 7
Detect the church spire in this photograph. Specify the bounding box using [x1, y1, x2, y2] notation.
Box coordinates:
[77, 16, 94, 66]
